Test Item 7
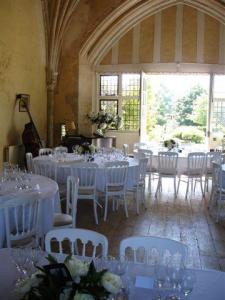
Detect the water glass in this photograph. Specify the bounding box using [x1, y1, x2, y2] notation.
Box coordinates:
[154, 265, 169, 288]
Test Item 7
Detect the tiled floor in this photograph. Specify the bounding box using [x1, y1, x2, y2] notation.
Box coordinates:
[73, 177, 225, 271]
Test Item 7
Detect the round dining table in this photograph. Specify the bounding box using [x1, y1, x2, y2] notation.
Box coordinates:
[33, 154, 139, 191]
[0, 248, 225, 300]
[0, 174, 61, 248]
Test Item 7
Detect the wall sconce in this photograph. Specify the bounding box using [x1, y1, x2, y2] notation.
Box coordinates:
[16, 94, 30, 112]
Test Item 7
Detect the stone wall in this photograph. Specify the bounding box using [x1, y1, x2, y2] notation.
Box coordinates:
[0, 0, 47, 167]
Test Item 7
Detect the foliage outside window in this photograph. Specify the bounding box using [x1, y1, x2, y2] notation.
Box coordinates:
[100, 100, 118, 115]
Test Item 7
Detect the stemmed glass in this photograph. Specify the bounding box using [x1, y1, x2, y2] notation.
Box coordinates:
[181, 269, 196, 297]
[10, 248, 32, 282]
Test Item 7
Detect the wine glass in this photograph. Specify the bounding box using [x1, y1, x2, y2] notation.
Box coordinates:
[114, 256, 128, 276]
[181, 269, 196, 297]
[154, 264, 168, 289]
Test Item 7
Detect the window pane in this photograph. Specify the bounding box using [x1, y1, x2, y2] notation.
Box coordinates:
[100, 75, 118, 96]
[122, 74, 140, 97]
[122, 98, 140, 130]
[100, 100, 118, 115]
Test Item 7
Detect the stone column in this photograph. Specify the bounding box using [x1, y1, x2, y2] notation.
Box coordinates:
[47, 72, 58, 147]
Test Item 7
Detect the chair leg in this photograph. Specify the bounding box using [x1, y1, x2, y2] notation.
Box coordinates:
[185, 179, 189, 199]
[148, 173, 151, 193]
[112, 199, 115, 211]
[200, 177, 204, 198]
[124, 194, 128, 218]
[155, 177, 161, 198]
[177, 176, 181, 194]
[93, 199, 98, 225]
[104, 195, 108, 221]
[142, 186, 147, 209]
[136, 189, 139, 215]
[174, 177, 177, 198]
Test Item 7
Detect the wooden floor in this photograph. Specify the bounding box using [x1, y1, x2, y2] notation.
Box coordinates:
[72, 178, 225, 271]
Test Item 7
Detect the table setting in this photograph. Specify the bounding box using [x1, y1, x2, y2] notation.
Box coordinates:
[1, 247, 225, 300]
[0, 165, 61, 247]
[33, 148, 140, 191]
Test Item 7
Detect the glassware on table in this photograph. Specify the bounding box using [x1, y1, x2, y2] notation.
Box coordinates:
[154, 264, 169, 289]
[10, 248, 32, 280]
[181, 269, 196, 297]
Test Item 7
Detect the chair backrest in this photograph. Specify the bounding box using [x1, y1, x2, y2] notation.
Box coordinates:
[138, 149, 153, 171]
[39, 148, 54, 156]
[104, 161, 128, 190]
[138, 157, 148, 182]
[212, 161, 223, 190]
[54, 146, 68, 154]
[187, 152, 205, 175]
[45, 228, 108, 258]
[33, 160, 57, 180]
[158, 152, 178, 174]
[1, 194, 39, 247]
[133, 142, 147, 151]
[206, 152, 222, 170]
[70, 162, 98, 190]
[120, 236, 187, 266]
[122, 144, 129, 156]
[66, 176, 79, 227]
[26, 152, 33, 172]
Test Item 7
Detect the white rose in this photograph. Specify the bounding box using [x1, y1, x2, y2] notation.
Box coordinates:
[73, 293, 94, 300]
[65, 256, 89, 278]
[102, 272, 122, 294]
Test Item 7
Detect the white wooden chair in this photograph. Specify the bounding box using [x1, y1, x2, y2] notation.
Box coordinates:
[45, 228, 108, 258]
[127, 157, 148, 214]
[122, 144, 129, 156]
[54, 146, 68, 153]
[71, 162, 99, 224]
[119, 236, 187, 266]
[204, 152, 222, 194]
[53, 176, 79, 228]
[1, 195, 39, 248]
[155, 152, 178, 198]
[137, 149, 156, 192]
[39, 148, 54, 156]
[209, 162, 225, 222]
[103, 161, 129, 221]
[178, 152, 205, 199]
[33, 160, 57, 181]
[26, 152, 33, 172]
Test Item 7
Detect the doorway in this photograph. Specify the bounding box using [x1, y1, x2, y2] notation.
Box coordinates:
[141, 73, 211, 149]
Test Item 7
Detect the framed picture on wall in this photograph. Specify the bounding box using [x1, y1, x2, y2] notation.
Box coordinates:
[17, 94, 30, 112]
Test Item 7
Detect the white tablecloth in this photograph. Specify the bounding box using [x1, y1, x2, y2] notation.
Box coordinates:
[33, 155, 139, 191]
[0, 248, 225, 300]
[0, 174, 61, 247]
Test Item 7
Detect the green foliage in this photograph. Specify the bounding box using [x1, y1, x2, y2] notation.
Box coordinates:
[190, 95, 208, 127]
[155, 84, 173, 126]
[122, 98, 139, 130]
[175, 85, 206, 126]
[172, 126, 205, 143]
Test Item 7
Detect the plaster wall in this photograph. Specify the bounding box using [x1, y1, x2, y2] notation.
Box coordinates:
[0, 0, 47, 168]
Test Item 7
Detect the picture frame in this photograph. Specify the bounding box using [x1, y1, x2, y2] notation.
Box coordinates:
[17, 94, 30, 112]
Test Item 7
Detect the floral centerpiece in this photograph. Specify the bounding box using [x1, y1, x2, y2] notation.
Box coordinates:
[77, 143, 96, 155]
[87, 111, 121, 137]
[16, 254, 123, 300]
[163, 139, 179, 150]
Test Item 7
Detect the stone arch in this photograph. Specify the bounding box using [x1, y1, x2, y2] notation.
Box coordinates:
[80, 0, 225, 67]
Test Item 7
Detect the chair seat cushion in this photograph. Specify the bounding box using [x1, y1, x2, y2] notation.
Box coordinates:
[54, 213, 73, 227]
[11, 235, 34, 247]
[79, 188, 94, 195]
[107, 185, 124, 192]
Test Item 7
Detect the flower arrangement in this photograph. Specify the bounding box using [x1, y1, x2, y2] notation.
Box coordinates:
[163, 139, 179, 150]
[87, 111, 121, 137]
[17, 254, 123, 300]
[77, 143, 96, 155]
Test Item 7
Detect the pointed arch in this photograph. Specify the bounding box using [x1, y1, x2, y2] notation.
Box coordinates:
[80, 0, 225, 67]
